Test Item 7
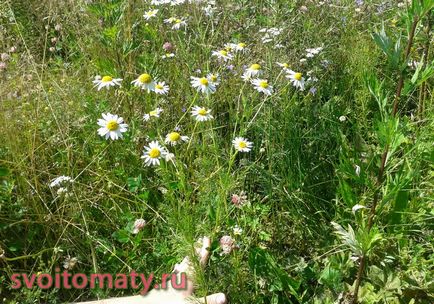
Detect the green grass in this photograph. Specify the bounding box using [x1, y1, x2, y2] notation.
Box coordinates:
[0, 0, 433, 303]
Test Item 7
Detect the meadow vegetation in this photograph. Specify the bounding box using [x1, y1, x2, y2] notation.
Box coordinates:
[0, 0, 433, 303]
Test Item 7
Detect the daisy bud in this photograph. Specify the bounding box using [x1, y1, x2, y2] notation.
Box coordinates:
[9, 46, 16, 53]
[51, 37, 58, 44]
[49, 47, 55, 52]
[133, 219, 146, 234]
[339, 115, 347, 122]
[55, 24, 62, 31]
[0, 62, 6, 70]
[299, 5, 308, 13]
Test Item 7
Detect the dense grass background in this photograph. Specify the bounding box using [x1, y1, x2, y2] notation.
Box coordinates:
[0, 0, 433, 303]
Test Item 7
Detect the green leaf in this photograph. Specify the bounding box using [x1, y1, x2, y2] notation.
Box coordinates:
[338, 180, 357, 207]
[0, 166, 9, 177]
[331, 222, 362, 257]
[127, 175, 142, 193]
[372, 24, 401, 68]
[389, 189, 409, 226]
[112, 230, 130, 244]
[249, 248, 300, 299]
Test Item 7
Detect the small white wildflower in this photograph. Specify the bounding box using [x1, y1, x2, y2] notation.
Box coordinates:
[233, 225, 243, 235]
[50, 176, 73, 188]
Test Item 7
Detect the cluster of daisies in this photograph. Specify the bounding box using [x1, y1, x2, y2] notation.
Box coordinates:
[93, 74, 169, 95]
[143, 0, 217, 29]
[91, 2, 327, 167]
[96, 110, 253, 167]
[92, 47, 323, 166]
[143, 11, 205, 28]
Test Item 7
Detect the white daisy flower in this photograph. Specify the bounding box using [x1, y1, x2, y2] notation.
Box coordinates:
[92, 76, 122, 91]
[212, 49, 233, 61]
[165, 17, 187, 30]
[143, 108, 163, 121]
[165, 131, 189, 146]
[141, 141, 167, 166]
[164, 17, 176, 23]
[241, 73, 253, 82]
[165, 152, 175, 162]
[243, 63, 262, 78]
[232, 137, 253, 152]
[97, 113, 128, 140]
[191, 106, 213, 121]
[286, 70, 305, 91]
[131, 73, 156, 92]
[154, 81, 169, 95]
[162, 53, 175, 59]
[143, 9, 158, 20]
[226, 42, 247, 53]
[277, 62, 290, 71]
[190, 76, 216, 94]
[251, 79, 273, 95]
[172, 18, 187, 29]
[207, 73, 220, 86]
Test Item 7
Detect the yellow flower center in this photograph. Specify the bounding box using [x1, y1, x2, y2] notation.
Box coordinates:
[148, 148, 161, 158]
[198, 108, 207, 116]
[102, 76, 113, 83]
[106, 120, 119, 131]
[219, 50, 228, 56]
[155, 84, 163, 90]
[210, 75, 217, 82]
[138, 73, 152, 84]
[199, 78, 209, 86]
[251, 64, 261, 70]
[238, 43, 246, 48]
[294, 73, 302, 81]
[175, 19, 182, 23]
[282, 63, 289, 68]
[149, 110, 158, 116]
[259, 81, 268, 88]
[168, 132, 181, 142]
[239, 141, 247, 148]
